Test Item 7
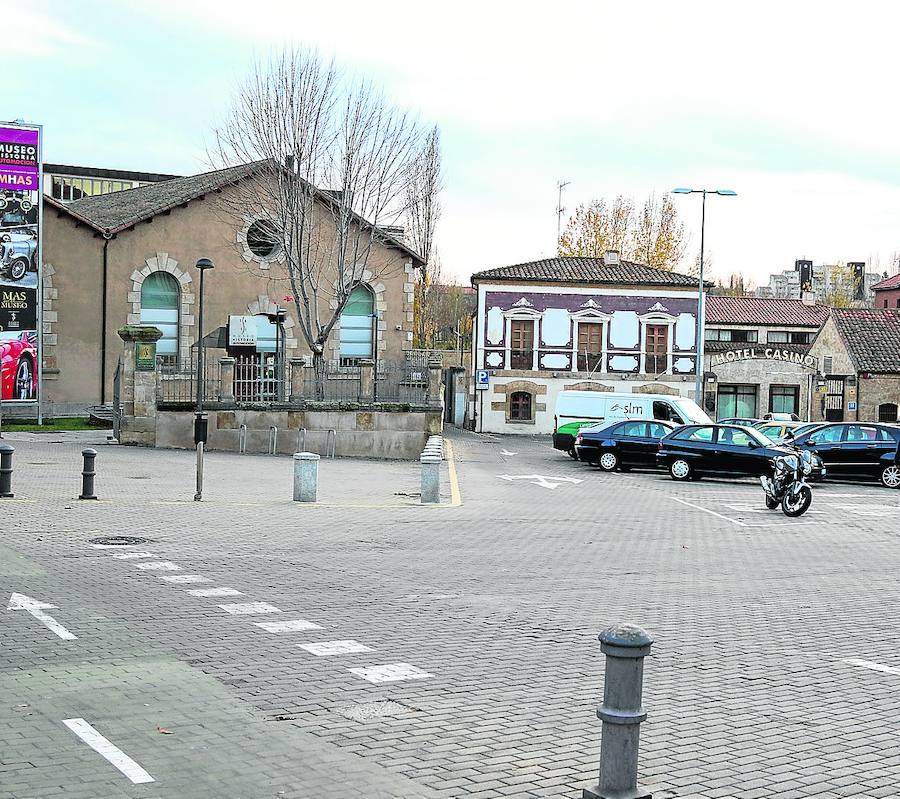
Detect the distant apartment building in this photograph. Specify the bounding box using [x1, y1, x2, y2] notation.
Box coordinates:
[756, 259, 883, 306]
[43, 163, 179, 203]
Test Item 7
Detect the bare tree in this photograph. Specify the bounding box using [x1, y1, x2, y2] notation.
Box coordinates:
[211, 50, 427, 393]
[406, 126, 443, 348]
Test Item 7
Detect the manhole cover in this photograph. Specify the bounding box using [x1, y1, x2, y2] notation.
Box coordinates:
[89, 536, 150, 546]
[335, 700, 419, 722]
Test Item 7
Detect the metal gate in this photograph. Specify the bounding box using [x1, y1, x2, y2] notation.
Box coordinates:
[234, 354, 282, 403]
[824, 376, 845, 421]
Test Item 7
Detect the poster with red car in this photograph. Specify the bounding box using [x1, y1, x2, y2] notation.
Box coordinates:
[0, 122, 41, 402]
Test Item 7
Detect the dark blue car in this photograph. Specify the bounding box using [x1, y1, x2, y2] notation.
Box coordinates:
[574, 418, 676, 471]
[786, 422, 900, 488]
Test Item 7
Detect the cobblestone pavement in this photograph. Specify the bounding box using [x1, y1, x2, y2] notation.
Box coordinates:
[3, 429, 900, 798]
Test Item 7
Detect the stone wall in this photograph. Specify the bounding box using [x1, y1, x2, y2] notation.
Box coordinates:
[857, 375, 900, 422]
[154, 407, 442, 459]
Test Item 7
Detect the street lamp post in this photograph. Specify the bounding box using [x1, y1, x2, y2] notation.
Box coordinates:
[194, 257, 215, 501]
[671, 188, 736, 409]
[274, 306, 286, 402]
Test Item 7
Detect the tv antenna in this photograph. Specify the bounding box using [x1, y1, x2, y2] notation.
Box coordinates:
[556, 180, 570, 254]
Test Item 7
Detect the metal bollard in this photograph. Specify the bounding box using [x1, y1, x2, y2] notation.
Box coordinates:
[420, 452, 441, 504]
[79, 448, 98, 500]
[0, 442, 14, 499]
[583, 624, 654, 799]
[269, 426, 278, 455]
[238, 424, 247, 454]
[293, 452, 320, 502]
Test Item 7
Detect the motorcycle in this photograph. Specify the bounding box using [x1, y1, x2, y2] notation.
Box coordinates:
[760, 449, 814, 517]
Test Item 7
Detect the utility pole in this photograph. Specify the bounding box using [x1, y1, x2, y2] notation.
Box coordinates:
[556, 180, 570, 254]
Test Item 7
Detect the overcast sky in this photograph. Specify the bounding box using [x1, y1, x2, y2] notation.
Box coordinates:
[8, 0, 900, 286]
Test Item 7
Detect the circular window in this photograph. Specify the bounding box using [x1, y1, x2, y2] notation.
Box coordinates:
[245, 220, 281, 259]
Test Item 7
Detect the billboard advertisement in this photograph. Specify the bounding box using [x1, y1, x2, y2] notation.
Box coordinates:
[0, 123, 40, 403]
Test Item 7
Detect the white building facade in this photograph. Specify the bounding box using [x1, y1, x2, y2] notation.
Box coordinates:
[470, 254, 704, 434]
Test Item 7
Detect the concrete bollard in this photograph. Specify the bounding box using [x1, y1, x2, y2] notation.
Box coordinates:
[293, 452, 320, 502]
[0, 442, 13, 499]
[79, 448, 98, 500]
[420, 452, 441, 504]
[583, 623, 654, 799]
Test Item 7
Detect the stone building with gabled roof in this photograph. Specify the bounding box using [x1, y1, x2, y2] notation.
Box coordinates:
[807, 308, 900, 423]
[702, 296, 830, 421]
[39, 163, 423, 415]
[469, 251, 706, 433]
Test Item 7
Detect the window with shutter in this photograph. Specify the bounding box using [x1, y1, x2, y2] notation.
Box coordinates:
[510, 320, 534, 369]
[577, 323, 603, 372]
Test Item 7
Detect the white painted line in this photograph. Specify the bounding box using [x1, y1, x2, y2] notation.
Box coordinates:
[7, 593, 77, 641]
[299, 640, 373, 656]
[724, 503, 826, 515]
[186, 587, 244, 597]
[670, 497, 747, 527]
[843, 657, 900, 677]
[111, 552, 158, 560]
[62, 718, 155, 784]
[254, 619, 323, 633]
[157, 575, 211, 584]
[135, 561, 180, 571]
[218, 602, 281, 615]
[348, 663, 433, 683]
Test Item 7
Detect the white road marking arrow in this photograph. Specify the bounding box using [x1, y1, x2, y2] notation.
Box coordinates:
[500, 449, 518, 456]
[496, 474, 583, 490]
[7, 593, 77, 640]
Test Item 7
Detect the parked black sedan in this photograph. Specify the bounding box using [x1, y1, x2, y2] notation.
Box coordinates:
[574, 419, 676, 471]
[656, 423, 819, 481]
[785, 422, 900, 488]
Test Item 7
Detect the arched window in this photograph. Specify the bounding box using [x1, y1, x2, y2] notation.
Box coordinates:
[509, 391, 533, 422]
[140, 271, 180, 363]
[878, 402, 898, 423]
[339, 285, 374, 365]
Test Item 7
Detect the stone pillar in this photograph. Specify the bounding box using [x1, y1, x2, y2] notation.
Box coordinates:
[420, 452, 441, 503]
[218, 357, 236, 403]
[359, 358, 375, 401]
[117, 325, 163, 446]
[293, 451, 320, 502]
[583, 624, 654, 799]
[427, 357, 443, 405]
[289, 358, 306, 403]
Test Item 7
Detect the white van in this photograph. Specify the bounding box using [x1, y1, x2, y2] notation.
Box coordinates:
[552, 391, 711, 454]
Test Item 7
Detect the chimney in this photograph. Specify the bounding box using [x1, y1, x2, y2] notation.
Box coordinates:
[801, 291, 816, 306]
[381, 225, 406, 242]
[604, 249, 620, 265]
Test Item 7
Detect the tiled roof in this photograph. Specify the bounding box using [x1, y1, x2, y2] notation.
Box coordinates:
[872, 273, 900, 291]
[47, 161, 423, 264]
[471, 257, 702, 287]
[64, 163, 260, 233]
[832, 308, 900, 373]
[705, 341, 812, 354]
[706, 296, 829, 326]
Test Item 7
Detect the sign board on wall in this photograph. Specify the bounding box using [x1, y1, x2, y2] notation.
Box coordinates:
[135, 342, 157, 371]
[0, 122, 41, 404]
[709, 348, 818, 370]
[228, 315, 257, 347]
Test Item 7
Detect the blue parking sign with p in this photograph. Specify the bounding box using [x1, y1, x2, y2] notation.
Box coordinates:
[476, 369, 490, 390]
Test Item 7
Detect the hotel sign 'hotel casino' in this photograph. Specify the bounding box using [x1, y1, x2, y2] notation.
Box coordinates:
[710, 347, 818, 369]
